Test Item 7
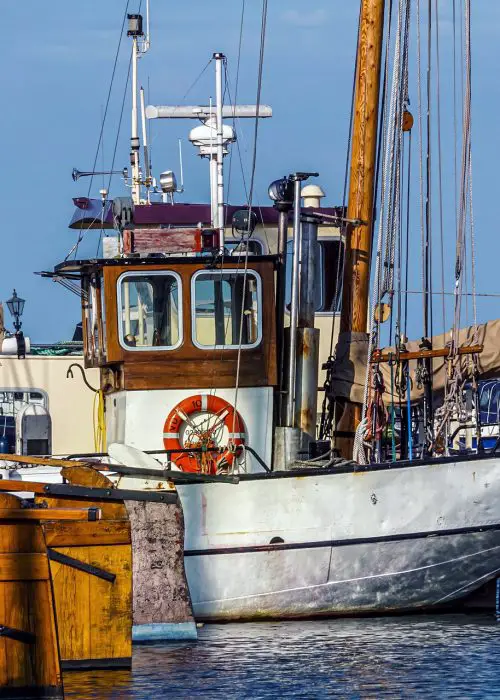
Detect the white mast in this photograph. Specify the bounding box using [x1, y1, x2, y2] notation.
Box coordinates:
[128, 5, 151, 206]
[214, 53, 225, 251]
[208, 98, 217, 226]
[131, 34, 140, 205]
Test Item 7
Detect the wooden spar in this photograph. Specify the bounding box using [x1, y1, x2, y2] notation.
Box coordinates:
[371, 344, 484, 363]
[0, 508, 102, 521]
[337, 0, 386, 457]
[0, 454, 94, 468]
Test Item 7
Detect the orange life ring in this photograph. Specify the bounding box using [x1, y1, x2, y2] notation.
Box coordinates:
[163, 395, 246, 474]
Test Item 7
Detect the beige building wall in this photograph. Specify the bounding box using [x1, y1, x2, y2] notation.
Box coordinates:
[0, 356, 99, 455]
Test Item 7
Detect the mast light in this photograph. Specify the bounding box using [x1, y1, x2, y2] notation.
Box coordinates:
[127, 14, 144, 37]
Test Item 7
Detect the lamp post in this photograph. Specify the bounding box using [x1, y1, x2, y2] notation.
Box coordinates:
[6, 290, 26, 359]
[6, 290, 25, 333]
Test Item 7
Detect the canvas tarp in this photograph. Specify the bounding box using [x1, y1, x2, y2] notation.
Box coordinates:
[331, 318, 500, 404]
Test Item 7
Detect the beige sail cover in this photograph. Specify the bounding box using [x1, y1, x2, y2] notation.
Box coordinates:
[331, 319, 500, 404]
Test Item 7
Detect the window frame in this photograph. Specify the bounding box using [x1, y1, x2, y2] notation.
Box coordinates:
[315, 236, 343, 316]
[191, 268, 263, 351]
[116, 270, 183, 352]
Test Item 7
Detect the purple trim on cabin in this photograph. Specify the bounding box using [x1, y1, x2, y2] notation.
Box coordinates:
[69, 197, 344, 230]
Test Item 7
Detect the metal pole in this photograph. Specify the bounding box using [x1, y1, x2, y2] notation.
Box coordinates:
[209, 157, 218, 227]
[140, 87, 151, 184]
[298, 217, 317, 327]
[131, 37, 141, 205]
[276, 209, 289, 424]
[214, 52, 225, 252]
[295, 214, 321, 438]
[286, 178, 302, 427]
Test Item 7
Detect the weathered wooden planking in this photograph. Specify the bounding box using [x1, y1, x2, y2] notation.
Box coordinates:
[44, 519, 131, 547]
[0, 493, 63, 697]
[0, 454, 93, 468]
[35, 466, 128, 521]
[0, 553, 49, 581]
[37, 466, 132, 668]
[48, 543, 132, 667]
[0, 508, 101, 521]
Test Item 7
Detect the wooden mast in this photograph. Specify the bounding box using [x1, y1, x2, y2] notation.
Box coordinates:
[337, 0, 385, 457]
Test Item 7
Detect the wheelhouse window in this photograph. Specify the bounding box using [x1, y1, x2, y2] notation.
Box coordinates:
[192, 269, 262, 349]
[83, 272, 106, 364]
[117, 271, 182, 350]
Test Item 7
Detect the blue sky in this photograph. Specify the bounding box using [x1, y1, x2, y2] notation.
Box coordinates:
[1, 1, 499, 344]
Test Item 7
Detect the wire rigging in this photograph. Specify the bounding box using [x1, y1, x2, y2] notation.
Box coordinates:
[87, 0, 131, 198]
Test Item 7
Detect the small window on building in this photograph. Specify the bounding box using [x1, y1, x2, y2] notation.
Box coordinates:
[117, 272, 182, 350]
[192, 270, 261, 349]
[285, 238, 343, 314]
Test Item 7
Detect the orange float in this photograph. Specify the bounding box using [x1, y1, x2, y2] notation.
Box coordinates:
[163, 395, 246, 474]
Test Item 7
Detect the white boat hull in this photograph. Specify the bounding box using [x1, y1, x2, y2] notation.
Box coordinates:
[178, 455, 500, 620]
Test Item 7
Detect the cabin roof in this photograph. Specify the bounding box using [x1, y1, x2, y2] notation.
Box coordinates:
[69, 198, 345, 230]
[53, 254, 278, 276]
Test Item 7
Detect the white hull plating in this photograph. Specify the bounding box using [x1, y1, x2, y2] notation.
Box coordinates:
[178, 456, 500, 620]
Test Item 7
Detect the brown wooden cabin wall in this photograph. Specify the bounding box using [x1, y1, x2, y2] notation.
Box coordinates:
[82, 261, 277, 393]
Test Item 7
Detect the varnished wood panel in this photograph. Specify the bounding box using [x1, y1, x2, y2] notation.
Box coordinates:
[44, 520, 131, 547]
[49, 543, 132, 664]
[0, 553, 49, 580]
[36, 467, 132, 667]
[0, 493, 62, 696]
[122, 355, 271, 390]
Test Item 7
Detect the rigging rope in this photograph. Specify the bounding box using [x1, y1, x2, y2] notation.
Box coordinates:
[231, 0, 268, 467]
[87, 0, 131, 198]
[226, 0, 246, 208]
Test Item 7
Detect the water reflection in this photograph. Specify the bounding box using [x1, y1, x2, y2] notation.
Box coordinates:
[64, 615, 500, 699]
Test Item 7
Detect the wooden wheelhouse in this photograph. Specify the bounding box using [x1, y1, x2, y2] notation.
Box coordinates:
[55, 256, 278, 396]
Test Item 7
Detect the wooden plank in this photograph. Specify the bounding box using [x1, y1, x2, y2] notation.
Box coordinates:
[0, 553, 49, 581]
[0, 493, 62, 694]
[0, 480, 47, 495]
[43, 520, 131, 547]
[58, 465, 128, 520]
[122, 356, 272, 390]
[371, 343, 484, 363]
[50, 543, 132, 663]
[0, 508, 102, 521]
[0, 454, 93, 468]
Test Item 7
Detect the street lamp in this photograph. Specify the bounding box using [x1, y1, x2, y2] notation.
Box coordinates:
[6, 289, 25, 333]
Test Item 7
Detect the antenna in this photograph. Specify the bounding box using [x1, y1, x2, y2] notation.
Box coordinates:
[146, 53, 272, 233]
[143, 0, 151, 54]
[140, 87, 151, 186]
[178, 139, 185, 193]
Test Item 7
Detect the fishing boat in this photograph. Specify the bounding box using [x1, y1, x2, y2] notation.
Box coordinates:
[13, 0, 500, 621]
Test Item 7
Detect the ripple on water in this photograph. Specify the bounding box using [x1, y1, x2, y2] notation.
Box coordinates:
[63, 614, 500, 699]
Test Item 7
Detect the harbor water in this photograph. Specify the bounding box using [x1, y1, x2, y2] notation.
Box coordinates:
[65, 615, 500, 698]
